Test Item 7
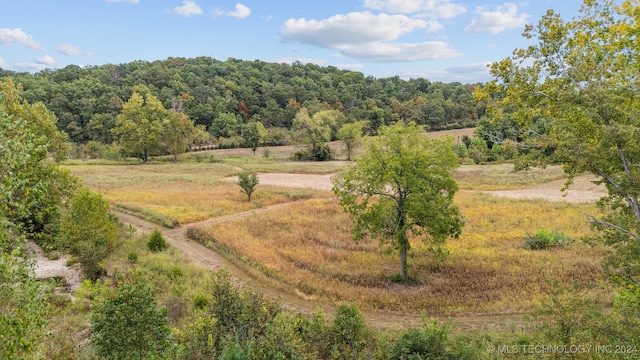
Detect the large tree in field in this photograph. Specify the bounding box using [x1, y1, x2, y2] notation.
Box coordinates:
[476, 0, 640, 284]
[332, 122, 463, 281]
[113, 92, 166, 163]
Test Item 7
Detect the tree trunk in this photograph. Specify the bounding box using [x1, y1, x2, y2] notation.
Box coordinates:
[400, 243, 407, 281]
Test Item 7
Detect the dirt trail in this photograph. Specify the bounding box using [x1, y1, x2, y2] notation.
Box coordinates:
[111, 171, 607, 331]
[113, 203, 528, 332]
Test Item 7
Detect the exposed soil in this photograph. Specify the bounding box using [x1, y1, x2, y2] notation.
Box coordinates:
[27, 240, 83, 293]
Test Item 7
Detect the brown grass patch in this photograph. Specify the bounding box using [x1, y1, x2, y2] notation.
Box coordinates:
[188, 194, 610, 314]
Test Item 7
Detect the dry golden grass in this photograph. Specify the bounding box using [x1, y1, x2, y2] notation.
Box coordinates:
[66, 163, 325, 226]
[188, 193, 610, 314]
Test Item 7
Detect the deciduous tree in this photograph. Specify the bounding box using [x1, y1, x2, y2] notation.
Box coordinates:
[92, 272, 170, 359]
[337, 121, 367, 161]
[477, 0, 640, 283]
[59, 188, 117, 280]
[112, 92, 166, 163]
[238, 171, 259, 202]
[332, 122, 463, 281]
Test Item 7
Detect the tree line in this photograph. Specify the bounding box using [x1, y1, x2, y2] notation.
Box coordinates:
[0, 57, 483, 150]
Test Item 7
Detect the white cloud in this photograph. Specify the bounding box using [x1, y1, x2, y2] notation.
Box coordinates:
[281, 11, 459, 63]
[106, 0, 139, 3]
[336, 63, 365, 71]
[363, 0, 466, 19]
[339, 41, 461, 62]
[173, 0, 202, 16]
[0, 28, 41, 49]
[445, 62, 491, 74]
[281, 12, 427, 48]
[465, 3, 529, 34]
[57, 44, 88, 56]
[272, 57, 328, 66]
[0, 58, 6, 68]
[15, 55, 56, 72]
[36, 55, 55, 66]
[227, 3, 251, 19]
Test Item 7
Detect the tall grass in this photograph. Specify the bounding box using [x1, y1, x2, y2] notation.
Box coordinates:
[188, 194, 610, 314]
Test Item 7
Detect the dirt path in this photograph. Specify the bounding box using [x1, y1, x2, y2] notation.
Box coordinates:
[111, 170, 607, 331]
[114, 203, 529, 332]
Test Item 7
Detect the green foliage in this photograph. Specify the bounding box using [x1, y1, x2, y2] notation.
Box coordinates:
[524, 227, 572, 250]
[163, 110, 200, 161]
[1, 81, 80, 241]
[59, 188, 117, 280]
[91, 272, 170, 360]
[338, 121, 367, 161]
[332, 303, 368, 360]
[479, 0, 640, 284]
[332, 122, 463, 281]
[147, 228, 168, 252]
[211, 112, 239, 138]
[237, 171, 259, 202]
[112, 92, 166, 163]
[391, 320, 451, 360]
[292, 142, 335, 161]
[0, 221, 47, 359]
[241, 121, 261, 155]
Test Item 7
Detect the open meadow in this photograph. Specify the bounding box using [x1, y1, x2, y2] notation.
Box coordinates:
[64, 128, 612, 329]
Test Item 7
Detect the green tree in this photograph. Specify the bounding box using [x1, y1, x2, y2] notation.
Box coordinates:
[59, 188, 117, 280]
[92, 272, 170, 360]
[211, 112, 239, 138]
[332, 122, 463, 281]
[0, 82, 72, 359]
[238, 171, 259, 202]
[477, 0, 640, 283]
[241, 121, 261, 155]
[292, 108, 334, 161]
[0, 80, 79, 242]
[147, 228, 167, 252]
[112, 92, 166, 163]
[163, 110, 198, 161]
[337, 121, 367, 161]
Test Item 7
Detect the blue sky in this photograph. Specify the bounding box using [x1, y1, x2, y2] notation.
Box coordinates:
[1, 0, 584, 83]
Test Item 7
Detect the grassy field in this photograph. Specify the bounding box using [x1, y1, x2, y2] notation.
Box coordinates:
[64, 127, 611, 318]
[65, 162, 329, 226]
[187, 193, 609, 314]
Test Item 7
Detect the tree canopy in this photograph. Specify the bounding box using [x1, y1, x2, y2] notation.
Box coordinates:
[477, 0, 640, 283]
[1, 57, 482, 147]
[332, 122, 463, 281]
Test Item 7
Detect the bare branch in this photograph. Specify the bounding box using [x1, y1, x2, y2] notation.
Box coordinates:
[579, 211, 640, 243]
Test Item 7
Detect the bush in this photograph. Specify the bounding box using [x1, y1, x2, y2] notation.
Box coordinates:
[147, 229, 168, 252]
[524, 227, 572, 250]
[391, 320, 451, 360]
[292, 143, 334, 161]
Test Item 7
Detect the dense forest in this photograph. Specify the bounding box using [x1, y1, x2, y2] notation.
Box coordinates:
[0, 57, 483, 146]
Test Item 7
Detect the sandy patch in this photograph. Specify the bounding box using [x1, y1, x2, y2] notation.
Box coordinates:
[224, 172, 606, 203]
[27, 240, 83, 293]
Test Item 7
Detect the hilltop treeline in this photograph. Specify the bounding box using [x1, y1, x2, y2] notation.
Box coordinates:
[0, 57, 483, 144]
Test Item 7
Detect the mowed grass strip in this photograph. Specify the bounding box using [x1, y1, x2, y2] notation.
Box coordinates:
[188, 193, 610, 314]
[66, 163, 325, 226]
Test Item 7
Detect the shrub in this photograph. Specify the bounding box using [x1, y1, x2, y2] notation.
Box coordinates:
[524, 227, 572, 250]
[147, 229, 168, 252]
[332, 303, 367, 359]
[127, 252, 138, 263]
[292, 143, 334, 161]
[391, 320, 451, 360]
